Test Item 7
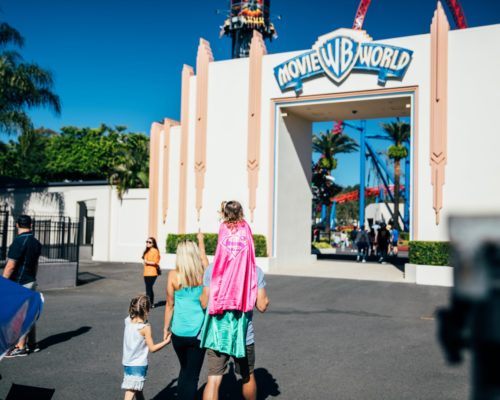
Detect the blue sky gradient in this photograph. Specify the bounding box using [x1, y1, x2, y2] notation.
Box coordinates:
[2, 0, 499, 135]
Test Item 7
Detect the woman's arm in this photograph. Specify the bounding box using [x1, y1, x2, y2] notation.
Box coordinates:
[141, 324, 170, 352]
[197, 231, 209, 268]
[200, 286, 210, 309]
[163, 270, 176, 340]
[255, 288, 269, 313]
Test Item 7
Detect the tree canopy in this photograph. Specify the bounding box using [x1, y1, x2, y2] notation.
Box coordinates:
[0, 125, 149, 192]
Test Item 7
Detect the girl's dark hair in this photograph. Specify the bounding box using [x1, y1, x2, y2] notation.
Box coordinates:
[220, 201, 244, 226]
[142, 237, 158, 259]
[129, 294, 151, 319]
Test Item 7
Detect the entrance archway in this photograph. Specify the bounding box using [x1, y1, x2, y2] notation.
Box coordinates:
[269, 87, 418, 270]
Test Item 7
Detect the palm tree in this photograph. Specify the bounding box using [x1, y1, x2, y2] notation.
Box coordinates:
[0, 23, 60, 135]
[109, 133, 149, 200]
[381, 121, 411, 231]
[312, 129, 359, 234]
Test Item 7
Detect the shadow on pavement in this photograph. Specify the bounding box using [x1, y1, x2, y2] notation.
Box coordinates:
[151, 365, 280, 399]
[151, 378, 177, 399]
[6, 383, 55, 399]
[38, 326, 92, 351]
[77, 272, 104, 286]
[155, 300, 166, 308]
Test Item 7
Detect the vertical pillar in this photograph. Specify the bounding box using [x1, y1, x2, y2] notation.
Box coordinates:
[247, 31, 267, 222]
[194, 39, 213, 221]
[359, 122, 366, 227]
[148, 122, 162, 238]
[330, 201, 337, 231]
[178, 65, 194, 234]
[430, 1, 449, 225]
[162, 118, 179, 224]
[404, 148, 410, 230]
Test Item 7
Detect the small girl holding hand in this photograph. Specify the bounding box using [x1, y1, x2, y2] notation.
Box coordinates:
[122, 294, 170, 400]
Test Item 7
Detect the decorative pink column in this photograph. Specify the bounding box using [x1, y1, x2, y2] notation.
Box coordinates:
[162, 118, 179, 224]
[247, 31, 267, 222]
[178, 65, 194, 234]
[194, 39, 213, 221]
[430, 1, 450, 225]
[148, 122, 162, 238]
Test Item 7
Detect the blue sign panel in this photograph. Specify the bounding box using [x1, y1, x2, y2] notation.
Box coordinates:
[274, 29, 413, 94]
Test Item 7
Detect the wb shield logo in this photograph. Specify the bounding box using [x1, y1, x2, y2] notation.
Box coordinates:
[314, 35, 359, 84]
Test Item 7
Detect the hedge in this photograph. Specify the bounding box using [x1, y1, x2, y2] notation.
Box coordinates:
[408, 241, 451, 266]
[166, 233, 268, 257]
[312, 241, 332, 249]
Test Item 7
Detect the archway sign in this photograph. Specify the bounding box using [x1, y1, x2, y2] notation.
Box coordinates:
[274, 29, 413, 94]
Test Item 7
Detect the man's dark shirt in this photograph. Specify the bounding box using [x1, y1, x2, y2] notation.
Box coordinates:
[7, 232, 42, 285]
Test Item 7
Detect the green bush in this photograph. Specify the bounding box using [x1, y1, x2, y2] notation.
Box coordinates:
[399, 231, 410, 241]
[166, 233, 268, 257]
[409, 241, 451, 266]
[312, 241, 332, 249]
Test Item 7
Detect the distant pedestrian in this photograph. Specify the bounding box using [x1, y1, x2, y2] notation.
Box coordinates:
[350, 226, 358, 253]
[390, 226, 399, 256]
[122, 294, 170, 400]
[377, 223, 391, 263]
[3, 215, 42, 357]
[368, 227, 376, 257]
[142, 237, 161, 308]
[355, 226, 369, 263]
[163, 232, 208, 400]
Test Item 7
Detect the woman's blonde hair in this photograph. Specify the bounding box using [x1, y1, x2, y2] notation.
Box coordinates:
[175, 240, 204, 288]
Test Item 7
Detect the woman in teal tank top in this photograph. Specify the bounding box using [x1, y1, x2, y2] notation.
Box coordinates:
[164, 233, 208, 400]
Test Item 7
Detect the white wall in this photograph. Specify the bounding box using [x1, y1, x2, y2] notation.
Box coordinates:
[0, 185, 148, 263]
[275, 112, 315, 265]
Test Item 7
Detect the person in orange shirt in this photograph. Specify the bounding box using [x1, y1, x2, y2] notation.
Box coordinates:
[142, 237, 161, 308]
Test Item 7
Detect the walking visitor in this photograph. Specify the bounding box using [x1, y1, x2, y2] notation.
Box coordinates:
[163, 233, 209, 400]
[121, 294, 170, 400]
[142, 237, 161, 307]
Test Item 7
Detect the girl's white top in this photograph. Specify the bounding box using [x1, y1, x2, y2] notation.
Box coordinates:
[122, 316, 148, 366]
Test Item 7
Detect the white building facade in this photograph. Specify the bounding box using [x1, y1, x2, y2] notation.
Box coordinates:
[147, 5, 500, 269]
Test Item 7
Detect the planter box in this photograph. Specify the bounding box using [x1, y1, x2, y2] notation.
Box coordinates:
[318, 248, 337, 255]
[404, 263, 453, 287]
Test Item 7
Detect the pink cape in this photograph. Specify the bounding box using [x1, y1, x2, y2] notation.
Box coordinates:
[208, 220, 257, 315]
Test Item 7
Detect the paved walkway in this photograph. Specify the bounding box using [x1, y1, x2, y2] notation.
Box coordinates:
[269, 259, 406, 283]
[0, 261, 467, 400]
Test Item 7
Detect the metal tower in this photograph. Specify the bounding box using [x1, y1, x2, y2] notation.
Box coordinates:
[221, 0, 276, 59]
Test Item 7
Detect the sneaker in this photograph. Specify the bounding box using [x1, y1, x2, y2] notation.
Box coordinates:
[362, 259, 366, 263]
[5, 347, 28, 358]
[28, 344, 40, 354]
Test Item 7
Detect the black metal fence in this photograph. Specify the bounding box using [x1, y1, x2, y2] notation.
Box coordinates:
[0, 208, 80, 266]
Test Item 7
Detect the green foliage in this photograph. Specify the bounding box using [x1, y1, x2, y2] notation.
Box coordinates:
[0, 23, 60, 135]
[166, 233, 268, 257]
[312, 241, 332, 249]
[0, 125, 149, 193]
[387, 145, 408, 160]
[400, 231, 410, 241]
[409, 241, 451, 266]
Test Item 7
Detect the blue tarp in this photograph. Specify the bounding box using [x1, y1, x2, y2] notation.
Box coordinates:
[0, 276, 44, 359]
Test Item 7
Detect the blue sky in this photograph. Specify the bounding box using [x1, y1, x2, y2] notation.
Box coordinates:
[2, 0, 499, 136]
[2, 1, 499, 186]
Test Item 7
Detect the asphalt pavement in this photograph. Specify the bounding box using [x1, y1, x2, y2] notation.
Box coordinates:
[0, 261, 469, 399]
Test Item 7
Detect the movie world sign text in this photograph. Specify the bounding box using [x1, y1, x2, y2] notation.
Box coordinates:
[274, 29, 413, 94]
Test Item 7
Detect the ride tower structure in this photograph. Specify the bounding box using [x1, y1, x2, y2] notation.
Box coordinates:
[221, 0, 277, 59]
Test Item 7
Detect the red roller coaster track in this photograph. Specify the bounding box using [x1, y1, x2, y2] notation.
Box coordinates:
[353, 0, 468, 31]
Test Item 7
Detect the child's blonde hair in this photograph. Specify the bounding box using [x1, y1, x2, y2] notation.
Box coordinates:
[220, 201, 244, 225]
[128, 294, 151, 320]
[175, 240, 204, 288]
